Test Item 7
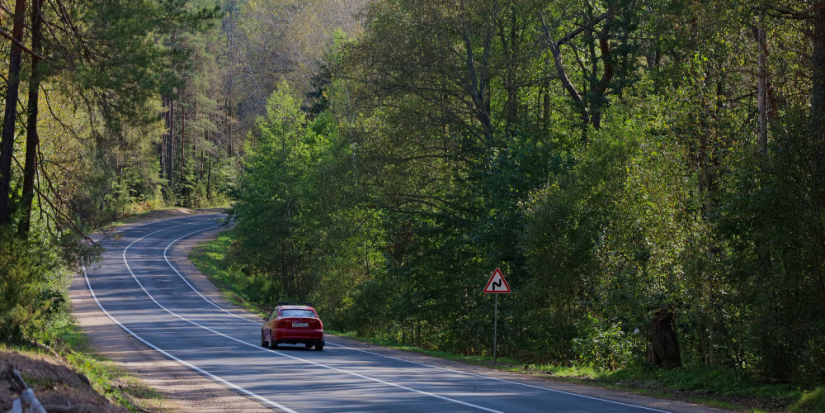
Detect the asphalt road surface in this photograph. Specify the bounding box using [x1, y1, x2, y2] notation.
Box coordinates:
[82, 214, 685, 413]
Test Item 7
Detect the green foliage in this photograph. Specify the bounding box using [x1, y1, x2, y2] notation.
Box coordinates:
[231, 81, 326, 301]
[216, 0, 822, 390]
[189, 229, 274, 313]
[716, 111, 825, 383]
[572, 317, 638, 370]
[792, 387, 825, 413]
[0, 226, 69, 343]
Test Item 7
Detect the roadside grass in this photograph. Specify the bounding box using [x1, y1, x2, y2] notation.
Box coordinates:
[533, 363, 803, 411]
[1, 323, 167, 413]
[190, 229, 820, 413]
[188, 229, 268, 317]
[791, 387, 825, 412]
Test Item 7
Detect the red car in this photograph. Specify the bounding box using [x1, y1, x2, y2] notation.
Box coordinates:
[261, 302, 324, 351]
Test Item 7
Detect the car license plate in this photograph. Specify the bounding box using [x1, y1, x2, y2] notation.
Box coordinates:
[292, 322, 308, 328]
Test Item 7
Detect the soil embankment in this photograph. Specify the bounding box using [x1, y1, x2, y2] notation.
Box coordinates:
[0, 350, 127, 413]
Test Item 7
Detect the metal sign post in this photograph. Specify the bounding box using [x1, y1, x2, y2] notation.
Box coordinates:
[494, 294, 498, 362]
[483, 268, 511, 363]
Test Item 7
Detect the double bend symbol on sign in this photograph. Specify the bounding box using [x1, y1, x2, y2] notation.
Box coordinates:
[483, 268, 511, 294]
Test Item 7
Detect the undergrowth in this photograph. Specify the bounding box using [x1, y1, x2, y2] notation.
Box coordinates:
[191, 229, 822, 413]
[791, 387, 825, 412]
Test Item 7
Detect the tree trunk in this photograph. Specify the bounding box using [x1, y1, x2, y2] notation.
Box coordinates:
[0, 0, 28, 226]
[650, 307, 682, 369]
[18, 0, 43, 238]
[589, 6, 616, 130]
[812, 0, 825, 146]
[160, 95, 168, 183]
[206, 156, 212, 201]
[540, 8, 615, 131]
[757, 14, 769, 151]
[227, 98, 233, 157]
[180, 90, 186, 181]
[167, 99, 175, 187]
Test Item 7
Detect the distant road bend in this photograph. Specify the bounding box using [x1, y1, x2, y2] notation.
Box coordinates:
[83, 214, 694, 413]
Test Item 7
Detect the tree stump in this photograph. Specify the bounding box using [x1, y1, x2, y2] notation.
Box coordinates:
[650, 307, 682, 369]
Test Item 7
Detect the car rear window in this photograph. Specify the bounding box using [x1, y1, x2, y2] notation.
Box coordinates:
[280, 310, 316, 318]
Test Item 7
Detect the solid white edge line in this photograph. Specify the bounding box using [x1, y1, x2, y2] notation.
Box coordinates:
[118, 222, 504, 413]
[81, 265, 298, 413]
[163, 218, 676, 413]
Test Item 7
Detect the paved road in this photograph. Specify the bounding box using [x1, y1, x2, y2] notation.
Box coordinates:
[83, 214, 683, 413]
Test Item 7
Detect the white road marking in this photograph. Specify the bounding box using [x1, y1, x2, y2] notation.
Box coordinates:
[108, 222, 505, 413]
[325, 344, 674, 413]
[160, 218, 675, 413]
[163, 225, 260, 324]
[82, 264, 298, 413]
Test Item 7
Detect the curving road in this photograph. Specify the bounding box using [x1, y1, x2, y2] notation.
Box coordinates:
[82, 214, 715, 413]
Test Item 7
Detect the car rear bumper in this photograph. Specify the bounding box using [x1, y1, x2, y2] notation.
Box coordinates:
[274, 329, 324, 345]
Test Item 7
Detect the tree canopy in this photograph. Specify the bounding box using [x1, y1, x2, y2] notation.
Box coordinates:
[1, 0, 824, 388]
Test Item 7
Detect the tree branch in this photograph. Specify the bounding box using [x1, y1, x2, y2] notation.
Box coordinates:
[539, 12, 588, 123]
[0, 27, 48, 61]
[555, 12, 609, 47]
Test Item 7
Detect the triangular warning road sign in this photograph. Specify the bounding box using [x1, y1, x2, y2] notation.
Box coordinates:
[483, 268, 511, 294]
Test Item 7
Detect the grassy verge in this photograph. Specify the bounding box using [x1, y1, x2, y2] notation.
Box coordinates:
[2, 323, 168, 412]
[189, 230, 822, 413]
[188, 229, 267, 317]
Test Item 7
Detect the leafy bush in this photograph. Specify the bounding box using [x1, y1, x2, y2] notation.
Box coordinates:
[0, 226, 62, 342]
[572, 316, 638, 370]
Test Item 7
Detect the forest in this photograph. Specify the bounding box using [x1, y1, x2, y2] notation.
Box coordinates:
[1, 0, 824, 394]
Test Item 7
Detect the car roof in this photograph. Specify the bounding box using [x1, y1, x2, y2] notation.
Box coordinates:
[278, 305, 314, 310]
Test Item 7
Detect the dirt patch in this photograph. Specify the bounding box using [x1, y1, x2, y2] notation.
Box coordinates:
[0, 350, 126, 413]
